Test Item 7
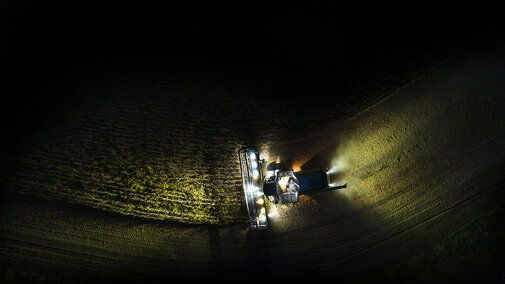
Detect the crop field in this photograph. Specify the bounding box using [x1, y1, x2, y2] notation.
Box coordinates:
[2, 14, 505, 281]
[1, 44, 449, 226]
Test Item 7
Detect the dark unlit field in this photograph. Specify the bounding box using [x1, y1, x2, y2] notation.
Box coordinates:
[1, 43, 505, 282]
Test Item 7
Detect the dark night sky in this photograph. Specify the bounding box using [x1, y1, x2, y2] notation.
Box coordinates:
[1, 1, 503, 150]
[4, 2, 500, 66]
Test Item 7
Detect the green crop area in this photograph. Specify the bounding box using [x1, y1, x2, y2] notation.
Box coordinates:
[5, 130, 246, 225]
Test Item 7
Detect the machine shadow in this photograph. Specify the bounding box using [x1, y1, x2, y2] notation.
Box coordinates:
[299, 143, 337, 171]
[298, 134, 348, 185]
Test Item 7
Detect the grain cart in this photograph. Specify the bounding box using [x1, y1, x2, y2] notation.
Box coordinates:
[239, 147, 347, 229]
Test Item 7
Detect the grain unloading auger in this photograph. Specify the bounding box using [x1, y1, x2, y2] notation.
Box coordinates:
[239, 147, 347, 229]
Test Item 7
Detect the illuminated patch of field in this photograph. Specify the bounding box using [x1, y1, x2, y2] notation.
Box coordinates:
[7, 149, 245, 224]
[334, 47, 505, 219]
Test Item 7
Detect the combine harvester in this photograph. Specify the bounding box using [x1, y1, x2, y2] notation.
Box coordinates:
[239, 147, 347, 229]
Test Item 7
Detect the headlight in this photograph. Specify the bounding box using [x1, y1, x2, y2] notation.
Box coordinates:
[259, 213, 266, 223]
[252, 169, 259, 178]
[249, 152, 256, 161]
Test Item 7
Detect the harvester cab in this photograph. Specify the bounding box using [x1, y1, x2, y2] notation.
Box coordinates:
[239, 147, 347, 229]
